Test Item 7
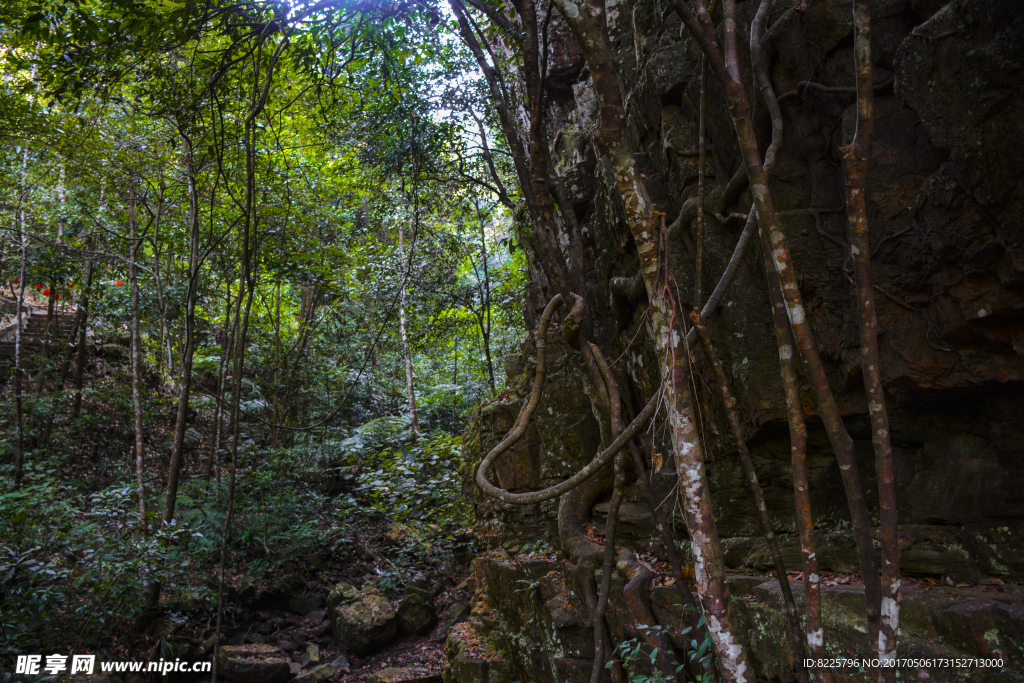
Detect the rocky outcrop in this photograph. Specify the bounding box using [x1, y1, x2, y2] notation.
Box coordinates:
[449, 0, 1024, 679]
[447, 555, 1024, 683]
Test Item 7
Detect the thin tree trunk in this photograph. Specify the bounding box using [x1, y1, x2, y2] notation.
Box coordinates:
[271, 276, 282, 450]
[691, 312, 808, 683]
[476, 202, 495, 391]
[842, 0, 900, 674]
[213, 47, 275, 677]
[13, 142, 29, 487]
[758, 220, 833, 681]
[694, 54, 707, 309]
[129, 182, 149, 528]
[149, 172, 170, 379]
[206, 282, 233, 483]
[72, 237, 94, 419]
[398, 220, 420, 437]
[163, 133, 203, 529]
[673, 0, 882, 648]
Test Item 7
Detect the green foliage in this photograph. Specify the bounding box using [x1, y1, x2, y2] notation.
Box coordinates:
[0, 0, 517, 660]
[328, 418, 471, 533]
[611, 618, 713, 683]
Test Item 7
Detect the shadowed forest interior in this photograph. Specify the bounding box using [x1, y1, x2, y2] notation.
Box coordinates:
[1, 1, 1023, 682]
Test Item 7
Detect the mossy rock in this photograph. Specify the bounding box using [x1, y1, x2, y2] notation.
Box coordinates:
[330, 585, 397, 655]
[326, 582, 362, 612]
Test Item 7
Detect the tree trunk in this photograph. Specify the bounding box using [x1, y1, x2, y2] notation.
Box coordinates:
[547, 0, 753, 677]
[129, 182, 149, 528]
[205, 282, 234, 484]
[72, 237, 94, 419]
[841, 0, 900, 674]
[162, 133, 203, 529]
[398, 220, 421, 437]
[476, 203, 495, 391]
[13, 142, 29, 487]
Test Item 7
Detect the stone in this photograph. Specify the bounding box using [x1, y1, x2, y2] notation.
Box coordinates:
[931, 602, 1024, 670]
[291, 664, 335, 683]
[298, 644, 321, 668]
[288, 663, 302, 677]
[287, 590, 323, 616]
[405, 572, 443, 602]
[441, 602, 469, 627]
[199, 633, 225, 656]
[216, 644, 292, 683]
[397, 593, 438, 636]
[446, 652, 488, 683]
[329, 584, 397, 655]
[183, 427, 202, 450]
[328, 655, 350, 672]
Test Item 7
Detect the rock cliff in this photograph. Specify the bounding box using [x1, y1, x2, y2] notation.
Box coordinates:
[448, 0, 1024, 680]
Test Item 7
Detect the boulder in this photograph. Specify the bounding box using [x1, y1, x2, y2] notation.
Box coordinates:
[405, 572, 443, 602]
[328, 655, 350, 673]
[329, 584, 397, 655]
[397, 593, 438, 636]
[216, 644, 291, 683]
[371, 668, 412, 683]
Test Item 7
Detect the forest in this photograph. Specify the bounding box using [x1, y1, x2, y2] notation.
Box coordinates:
[1, 0, 1022, 683]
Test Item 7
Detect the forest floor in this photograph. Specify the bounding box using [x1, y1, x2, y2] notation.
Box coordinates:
[2, 341, 474, 683]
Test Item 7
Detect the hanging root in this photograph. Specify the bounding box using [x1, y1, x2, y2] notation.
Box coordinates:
[590, 343, 682, 682]
[591, 344, 714, 682]
[475, 290, 677, 682]
[591, 450, 625, 683]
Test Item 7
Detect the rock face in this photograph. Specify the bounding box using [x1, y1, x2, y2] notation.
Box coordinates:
[457, 0, 1024, 580]
[216, 644, 291, 683]
[447, 0, 1024, 680]
[328, 583, 397, 655]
